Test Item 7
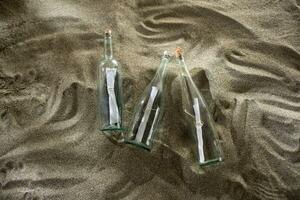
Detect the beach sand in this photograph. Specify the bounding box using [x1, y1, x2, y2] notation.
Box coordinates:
[0, 0, 299, 199]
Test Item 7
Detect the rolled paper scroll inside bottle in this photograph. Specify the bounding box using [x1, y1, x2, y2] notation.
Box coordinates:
[135, 86, 159, 143]
[193, 98, 205, 163]
[106, 68, 120, 126]
[146, 106, 160, 146]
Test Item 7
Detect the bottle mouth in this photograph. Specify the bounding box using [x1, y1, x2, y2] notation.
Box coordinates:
[162, 51, 171, 60]
[105, 29, 112, 37]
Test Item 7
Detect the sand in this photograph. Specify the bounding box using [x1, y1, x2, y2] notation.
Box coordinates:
[0, 0, 299, 199]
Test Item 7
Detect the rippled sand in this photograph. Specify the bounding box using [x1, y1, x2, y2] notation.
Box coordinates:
[0, 0, 299, 199]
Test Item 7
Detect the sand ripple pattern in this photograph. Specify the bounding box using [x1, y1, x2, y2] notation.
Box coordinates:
[0, 0, 299, 199]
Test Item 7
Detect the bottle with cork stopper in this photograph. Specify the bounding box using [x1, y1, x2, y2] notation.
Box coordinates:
[97, 29, 125, 134]
[175, 47, 223, 166]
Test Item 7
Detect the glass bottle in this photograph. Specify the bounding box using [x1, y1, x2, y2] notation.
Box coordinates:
[125, 51, 171, 150]
[175, 47, 223, 166]
[97, 30, 124, 133]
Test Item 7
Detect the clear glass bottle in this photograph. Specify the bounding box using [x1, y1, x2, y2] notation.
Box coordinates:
[125, 51, 171, 150]
[175, 47, 223, 166]
[97, 30, 125, 133]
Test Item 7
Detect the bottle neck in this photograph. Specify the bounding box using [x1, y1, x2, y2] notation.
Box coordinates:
[156, 54, 171, 83]
[104, 36, 113, 59]
[158, 58, 169, 78]
[177, 57, 190, 78]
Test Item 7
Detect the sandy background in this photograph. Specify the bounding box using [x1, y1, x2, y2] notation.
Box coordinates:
[0, 0, 299, 199]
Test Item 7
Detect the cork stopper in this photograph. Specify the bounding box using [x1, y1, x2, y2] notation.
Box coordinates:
[105, 29, 112, 37]
[175, 47, 183, 59]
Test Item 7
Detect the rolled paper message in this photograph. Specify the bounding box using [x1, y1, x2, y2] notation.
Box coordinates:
[106, 68, 120, 125]
[135, 86, 159, 143]
[193, 98, 205, 163]
[146, 107, 160, 145]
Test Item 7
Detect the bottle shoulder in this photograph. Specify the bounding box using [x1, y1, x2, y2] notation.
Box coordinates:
[99, 58, 120, 68]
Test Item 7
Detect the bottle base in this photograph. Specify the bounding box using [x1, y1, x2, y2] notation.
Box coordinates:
[198, 157, 223, 167]
[100, 126, 127, 132]
[124, 139, 151, 151]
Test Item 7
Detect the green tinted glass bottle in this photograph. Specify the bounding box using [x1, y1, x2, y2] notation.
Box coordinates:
[125, 51, 171, 150]
[175, 47, 223, 166]
[97, 30, 125, 133]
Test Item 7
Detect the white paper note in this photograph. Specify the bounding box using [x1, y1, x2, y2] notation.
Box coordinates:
[106, 68, 120, 125]
[135, 86, 159, 143]
[193, 98, 205, 163]
[146, 107, 160, 146]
